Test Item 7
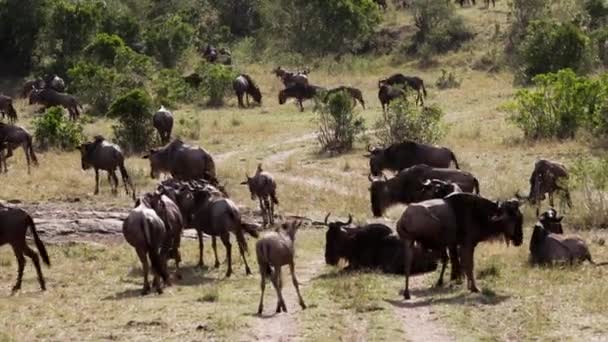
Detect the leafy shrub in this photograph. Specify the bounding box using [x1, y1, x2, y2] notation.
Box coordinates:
[108, 89, 155, 154]
[316, 90, 365, 153]
[374, 99, 446, 145]
[154, 69, 195, 107]
[33, 107, 84, 150]
[592, 27, 608, 66]
[84, 33, 126, 66]
[196, 63, 237, 106]
[435, 69, 461, 89]
[100, 9, 142, 48]
[144, 14, 195, 68]
[68, 62, 117, 115]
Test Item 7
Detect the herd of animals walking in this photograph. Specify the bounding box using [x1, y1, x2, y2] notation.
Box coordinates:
[0, 61, 599, 316]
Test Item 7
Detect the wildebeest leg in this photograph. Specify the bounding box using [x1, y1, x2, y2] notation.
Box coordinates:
[259, 198, 267, 226]
[197, 229, 205, 268]
[22, 243, 45, 291]
[269, 198, 275, 225]
[461, 245, 479, 293]
[237, 92, 243, 108]
[272, 267, 287, 313]
[436, 249, 449, 287]
[235, 233, 252, 275]
[449, 246, 462, 282]
[264, 198, 272, 226]
[136, 248, 151, 295]
[246, 93, 250, 107]
[402, 239, 414, 300]
[257, 264, 268, 314]
[109, 170, 119, 195]
[21, 142, 31, 174]
[212, 237, 220, 268]
[298, 99, 304, 112]
[290, 262, 306, 310]
[220, 232, 232, 277]
[10, 244, 26, 293]
[94, 168, 100, 195]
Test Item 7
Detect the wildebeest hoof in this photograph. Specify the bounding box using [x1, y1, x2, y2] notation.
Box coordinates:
[156, 287, 163, 295]
[214, 262, 220, 268]
[300, 302, 307, 310]
[225, 271, 232, 278]
[257, 306, 263, 315]
[141, 288, 151, 296]
[245, 268, 252, 275]
[435, 280, 444, 288]
[470, 286, 480, 293]
[11, 286, 20, 294]
[175, 273, 183, 280]
[402, 290, 411, 300]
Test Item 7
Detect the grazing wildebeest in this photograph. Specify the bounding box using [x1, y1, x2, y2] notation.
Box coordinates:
[380, 74, 428, 106]
[190, 186, 259, 277]
[323, 213, 438, 275]
[378, 82, 407, 113]
[153, 106, 174, 145]
[20, 78, 45, 98]
[516, 159, 572, 215]
[144, 139, 216, 181]
[368, 164, 479, 217]
[398, 193, 523, 299]
[278, 84, 324, 112]
[325, 86, 366, 109]
[0, 95, 18, 122]
[80, 136, 135, 199]
[241, 164, 279, 226]
[0, 205, 50, 293]
[233, 74, 262, 108]
[366, 140, 460, 176]
[0, 122, 38, 173]
[123, 198, 170, 295]
[272, 66, 310, 88]
[183, 73, 203, 88]
[29, 88, 82, 120]
[256, 220, 306, 314]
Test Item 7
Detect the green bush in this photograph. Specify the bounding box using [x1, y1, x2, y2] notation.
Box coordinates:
[316, 90, 366, 153]
[144, 14, 195, 68]
[154, 69, 195, 107]
[84, 33, 126, 66]
[33, 107, 85, 150]
[108, 89, 156, 154]
[197, 63, 237, 106]
[374, 99, 446, 145]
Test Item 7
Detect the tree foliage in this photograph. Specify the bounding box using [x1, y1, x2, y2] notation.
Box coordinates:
[316, 90, 366, 153]
[33, 106, 85, 150]
[108, 89, 156, 154]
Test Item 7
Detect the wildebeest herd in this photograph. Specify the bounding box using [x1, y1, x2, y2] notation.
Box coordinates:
[0, 67, 599, 317]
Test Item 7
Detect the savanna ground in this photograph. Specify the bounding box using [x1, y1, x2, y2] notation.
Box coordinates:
[2, 2, 608, 341]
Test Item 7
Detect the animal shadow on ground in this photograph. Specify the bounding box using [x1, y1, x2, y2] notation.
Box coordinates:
[385, 287, 510, 309]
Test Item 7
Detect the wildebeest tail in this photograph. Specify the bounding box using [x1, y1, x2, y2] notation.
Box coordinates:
[256, 242, 273, 276]
[27, 134, 38, 166]
[422, 81, 427, 98]
[241, 222, 259, 238]
[450, 151, 460, 169]
[119, 162, 136, 200]
[142, 219, 168, 283]
[271, 191, 279, 205]
[28, 215, 50, 266]
[236, 230, 249, 254]
[473, 177, 480, 195]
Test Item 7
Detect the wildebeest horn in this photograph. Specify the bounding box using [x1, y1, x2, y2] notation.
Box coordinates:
[422, 179, 432, 187]
[368, 174, 374, 182]
[346, 214, 353, 225]
[324, 212, 331, 225]
[367, 144, 373, 153]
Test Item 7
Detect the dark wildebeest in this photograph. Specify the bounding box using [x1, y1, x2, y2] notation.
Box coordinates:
[456, 0, 476, 6]
[190, 185, 259, 277]
[29, 88, 82, 120]
[0, 95, 18, 122]
[0, 205, 50, 293]
[233, 74, 262, 108]
[183, 73, 202, 89]
[323, 213, 438, 275]
[418, 179, 464, 199]
[241, 164, 279, 226]
[80, 136, 136, 199]
[325, 86, 366, 109]
[0, 122, 38, 173]
[256, 220, 306, 314]
[368, 164, 479, 217]
[153, 106, 174, 145]
[20, 78, 45, 98]
[123, 198, 170, 295]
[398, 193, 523, 299]
[272, 66, 310, 88]
[278, 84, 324, 112]
[44, 74, 66, 92]
[203, 45, 232, 65]
[143, 139, 216, 181]
[380, 74, 428, 106]
[366, 140, 460, 176]
[378, 82, 407, 112]
[516, 159, 572, 215]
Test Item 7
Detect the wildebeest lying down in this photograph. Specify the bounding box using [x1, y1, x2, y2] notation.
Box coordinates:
[366, 140, 460, 177]
[0, 122, 38, 174]
[324, 86, 365, 109]
[144, 139, 216, 181]
[0, 205, 50, 293]
[233, 74, 262, 108]
[397, 193, 523, 299]
[0, 95, 18, 122]
[153, 106, 173, 145]
[369, 164, 479, 217]
[379, 73, 427, 106]
[278, 84, 325, 112]
[516, 159, 571, 215]
[241, 164, 279, 226]
[323, 213, 438, 275]
[29, 88, 82, 120]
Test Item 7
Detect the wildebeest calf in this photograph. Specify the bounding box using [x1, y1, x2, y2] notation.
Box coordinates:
[0, 95, 18, 122]
[241, 164, 279, 226]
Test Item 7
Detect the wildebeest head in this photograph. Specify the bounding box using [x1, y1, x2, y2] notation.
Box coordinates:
[538, 208, 563, 234]
[29, 89, 41, 105]
[492, 199, 524, 246]
[278, 90, 287, 105]
[418, 179, 460, 200]
[366, 144, 386, 177]
[79, 142, 96, 170]
[240, 174, 257, 200]
[323, 212, 353, 265]
[368, 174, 390, 217]
[251, 86, 262, 104]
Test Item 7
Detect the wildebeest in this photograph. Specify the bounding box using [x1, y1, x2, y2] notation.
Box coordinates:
[325, 86, 366, 109]
[366, 140, 460, 176]
[190, 185, 259, 277]
[241, 164, 279, 226]
[80, 136, 135, 199]
[278, 84, 324, 112]
[272, 66, 309, 88]
[537, 208, 563, 234]
[153, 106, 174, 145]
[418, 179, 464, 199]
[45, 74, 66, 92]
[456, 0, 476, 6]
[0, 205, 50, 293]
[143, 139, 216, 181]
[0, 95, 18, 122]
[256, 220, 306, 314]
[368, 164, 479, 217]
[484, 0, 495, 7]
[29, 88, 82, 120]
[233, 74, 262, 108]
[397, 193, 523, 299]
[0, 122, 38, 173]
[378, 82, 407, 113]
[123, 198, 170, 295]
[20, 78, 45, 98]
[323, 213, 438, 275]
[380, 74, 427, 106]
[203, 45, 232, 65]
[516, 159, 572, 215]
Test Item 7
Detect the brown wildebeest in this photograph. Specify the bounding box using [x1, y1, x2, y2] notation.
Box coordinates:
[29, 88, 82, 120]
[368, 164, 479, 217]
[397, 193, 523, 299]
[241, 164, 279, 226]
[378, 82, 407, 113]
[0, 95, 18, 122]
[325, 86, 366, 109]
[233, 74, 262, 108]
[365, 140, 460, 176]
[278, 84, 324, 112]
[190, 186, 259, 277]
[272, 66, 309, 88]
[379, 74, 427, 106]
[256, 220, 306, 314]
[123, 198, 170, 295]
[0, 122, 38, 173]
[20, 78, 45, 98]
[80, 136, 135, 199]
[516, 159, 572, 215]
[143, 139, 216, 181]
[203, 44, 232, 65]
[153, 106, 174, 145]
[0, 205, 50, 293]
